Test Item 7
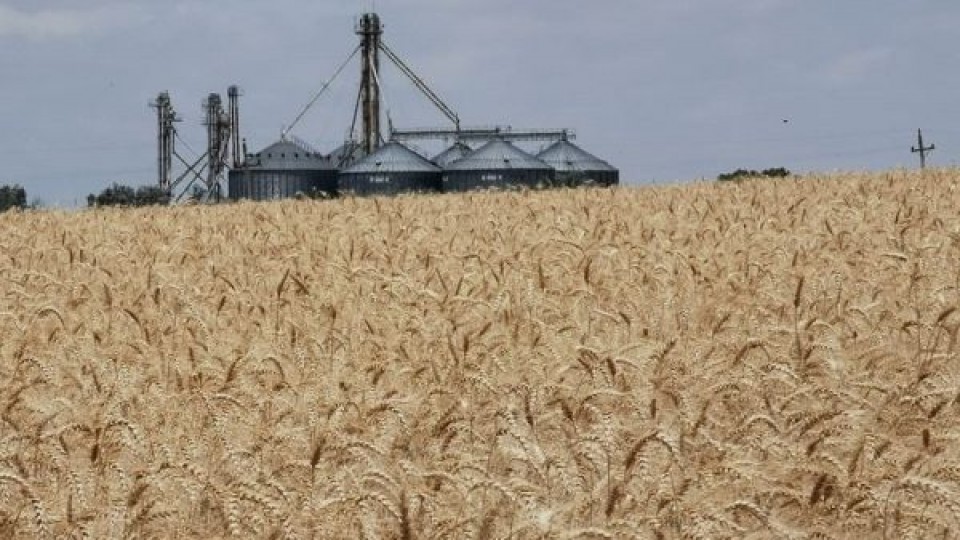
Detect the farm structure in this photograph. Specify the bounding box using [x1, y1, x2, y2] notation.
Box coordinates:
[443, 139, 555, 192]
[228, 139, 338, 200]
[537, 139, 620, 187]
[153, 12, 618, 202]
[339, 141, 442, 197]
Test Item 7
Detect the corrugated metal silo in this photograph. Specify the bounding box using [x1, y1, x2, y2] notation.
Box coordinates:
[442, 139, 555, 192]
[432, 141, 472, 168]
[329, 140, 367, 169]
[537, 140, 619, 187]
[228, 138, 338, 201]
[339, 141, 442, 196]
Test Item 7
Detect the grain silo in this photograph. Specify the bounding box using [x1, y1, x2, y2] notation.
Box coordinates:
[328, 140, 367, 169]
[537, 139, 619, 187]
[156, 13, 613, 202]
[228, 138, 338, 200]
[442, 139, 555, 192]
[339, 141, 442, 196]
[432, 141, 472, 168]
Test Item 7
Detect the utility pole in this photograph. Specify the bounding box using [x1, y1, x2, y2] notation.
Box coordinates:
[911, 129, 934, 169]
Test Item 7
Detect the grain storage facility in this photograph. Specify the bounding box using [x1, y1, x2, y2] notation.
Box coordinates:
[537, 139, 619, 187]
[432, 142, 472, 168]
[328, 140, 367, 169]
[442, 139, 555, 192]
[155, 13, 617, 202]
[339, 141, 442, 196]
[228, 138, 338, 200]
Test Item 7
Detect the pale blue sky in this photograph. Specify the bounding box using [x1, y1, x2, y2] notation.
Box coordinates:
[1, 1, 958, 205]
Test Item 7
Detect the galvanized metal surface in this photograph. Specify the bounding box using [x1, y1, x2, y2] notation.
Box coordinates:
[432, 142, 472, 168]
[339, 141, 441, 196]
[344, 142, 436, 173]
[230, 138, 339, 200]
[155, 13, 620, 202]
[204, 93, 232, 200]
[151, 93, 176, 193]
[329, 140, 367, 169]
[442, 139, 555, 192]
[393, 127, 574, 143]
[244, 139, 337, 170]
[537, 140, 619, 186]
[228, 169, 338, 200]
[444, 139, 553, 171]
[357, 13, 384, 155]
[228, 86, 242, 169]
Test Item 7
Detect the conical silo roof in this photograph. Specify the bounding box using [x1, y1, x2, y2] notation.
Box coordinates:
[248, 138, 335, 170]
[445, 139, 552, 171]
[432, 142, 472, 168]
[343, 142, 441, 174]
[537, 140, 617, 173]
[329, 140, 367, 168]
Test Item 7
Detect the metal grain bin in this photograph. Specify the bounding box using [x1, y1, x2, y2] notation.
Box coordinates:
[432, 141, 472, 168]
[537, 140, 619, 187]
[442, 139, 554, 192]
[329, 140, 367, 169]
[228, 138, 338, 200]
[339, 141, 442, 196]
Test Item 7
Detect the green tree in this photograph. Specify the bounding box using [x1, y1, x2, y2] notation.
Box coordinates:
[718, 168, 792, 182]
[88, 183, 170, 207]
[761, 167, 790, 178]
[134, 185, 171, 206]
[0, 185, 27, 212]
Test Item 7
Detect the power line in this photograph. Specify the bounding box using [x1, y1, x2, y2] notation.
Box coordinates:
[283, 45, 361, 138]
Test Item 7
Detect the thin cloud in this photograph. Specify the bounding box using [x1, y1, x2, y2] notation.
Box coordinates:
[822, 48, 893, 85]
[0, 5, 146, 40]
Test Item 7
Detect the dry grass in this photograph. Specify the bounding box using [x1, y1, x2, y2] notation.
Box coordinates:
[1, 169, 960, 538]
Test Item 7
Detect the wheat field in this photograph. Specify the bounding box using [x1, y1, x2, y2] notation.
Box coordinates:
[1, 170, 959, 538]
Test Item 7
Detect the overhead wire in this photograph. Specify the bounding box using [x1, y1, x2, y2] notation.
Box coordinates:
[348, 78, 363, 142]
[174, 130, 203, 160]
[369, 59, 394, 142]
[380, 41, 460, 130]
[283, 45, 361, 139]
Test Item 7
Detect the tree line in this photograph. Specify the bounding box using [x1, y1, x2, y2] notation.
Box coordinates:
[86, 184, 170, 207]
[0, 185, 27, 212]
[717, 168, 791, 182]
[4, 169, 794, 213]
[0, 182, 173, 212]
